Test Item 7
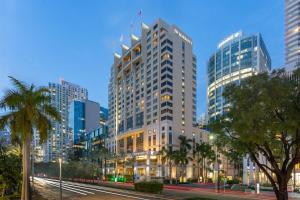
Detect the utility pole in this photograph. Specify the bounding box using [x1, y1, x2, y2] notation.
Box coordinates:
[59, 158, 62, 200]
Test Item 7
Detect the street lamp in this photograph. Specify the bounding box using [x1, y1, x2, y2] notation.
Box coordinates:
[58, 158, 62, 200]
[209, 134, 220, 192]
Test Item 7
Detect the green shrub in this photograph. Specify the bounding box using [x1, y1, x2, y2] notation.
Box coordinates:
[187, 178, 198, 183]
[207, 178, 213, 183]
[227, 179, 240, 185]
[134, 181, 163, 193]
[230, 184, 249, 191]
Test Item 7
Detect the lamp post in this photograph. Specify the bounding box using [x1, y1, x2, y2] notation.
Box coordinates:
[59, 158, 62, 200]
[209, 134, 219, 192]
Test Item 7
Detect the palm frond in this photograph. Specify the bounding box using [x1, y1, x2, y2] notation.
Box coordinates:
[8, 76, 28, 93]
[0, 89, 23, 110]
[35, 111, 52, 143]
[41, 104, 61, 122]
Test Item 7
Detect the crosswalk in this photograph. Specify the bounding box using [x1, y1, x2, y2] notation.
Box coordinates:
[35, 177, 173, 200]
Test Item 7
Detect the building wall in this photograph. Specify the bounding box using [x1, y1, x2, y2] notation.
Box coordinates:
[85, 100, 100, 133]
[207, 32, 271, 121]
[44, 80, 88, 162]
[285, 0, 300, 70]
[107, 19, 198, 179]
[69, 101, 85, 144]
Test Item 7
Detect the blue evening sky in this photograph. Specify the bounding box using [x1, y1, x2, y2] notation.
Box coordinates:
[0, 0, 284, 117]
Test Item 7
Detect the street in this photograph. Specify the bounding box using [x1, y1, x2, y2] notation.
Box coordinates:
[34, 177, 175, 200]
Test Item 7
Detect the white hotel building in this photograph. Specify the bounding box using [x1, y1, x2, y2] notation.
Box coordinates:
[107, 19, 206, 180]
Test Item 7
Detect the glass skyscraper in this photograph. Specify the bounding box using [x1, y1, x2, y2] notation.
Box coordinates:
[43, 80, 88, 162]
[207, 32, 271, 121]
[285, 0, 300, 70]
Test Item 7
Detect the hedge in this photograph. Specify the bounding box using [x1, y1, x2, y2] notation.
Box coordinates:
[134, 181, 163, 193]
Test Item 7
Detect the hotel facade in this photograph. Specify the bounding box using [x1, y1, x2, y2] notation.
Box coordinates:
[107, 19, 205, 180]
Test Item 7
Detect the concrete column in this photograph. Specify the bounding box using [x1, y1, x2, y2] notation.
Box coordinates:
[157, 156, 162, 177]
[242, 156, 248, 185]
[249, 160, 254, 185]
[146, 153, 150, 181]
[133, 135, 136, 152]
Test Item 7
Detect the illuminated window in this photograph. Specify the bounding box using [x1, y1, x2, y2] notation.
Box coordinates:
[161, 95, 172, 101]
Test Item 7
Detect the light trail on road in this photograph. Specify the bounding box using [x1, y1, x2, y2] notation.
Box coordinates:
[35, 177, 171, 200]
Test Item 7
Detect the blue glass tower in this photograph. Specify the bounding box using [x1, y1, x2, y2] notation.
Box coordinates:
[207, 32, 271, 121]
[69, 101, 85, 144]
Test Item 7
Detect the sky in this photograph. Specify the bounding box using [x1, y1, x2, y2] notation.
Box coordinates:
[0, 0, 284, 116]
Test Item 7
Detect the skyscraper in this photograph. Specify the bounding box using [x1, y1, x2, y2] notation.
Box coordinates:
[43, 80, 88, 162]
[285, 0, 300, 70]
[69, 100, 100, 144]
[107, 19, 201, 179]
[207, 32, 271, 121]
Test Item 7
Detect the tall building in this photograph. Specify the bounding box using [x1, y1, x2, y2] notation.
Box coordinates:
[207, 32, 271, 121]
[100, 106, 109, 125]
[285, 0, 300, 70]
[108, 19, 200, 180]
[43, 80, 88, 162]
[69, 100, 100, 144]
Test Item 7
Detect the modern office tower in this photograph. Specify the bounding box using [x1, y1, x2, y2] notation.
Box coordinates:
[100, 106, 109, 125]
[43, 80, 88, 162]
[108, 19, 200, 180]
[285, 0, 300, 70]
[207, 32, 271, 121]
[84, 124, 108, 153]
[69, 100, 100, 144]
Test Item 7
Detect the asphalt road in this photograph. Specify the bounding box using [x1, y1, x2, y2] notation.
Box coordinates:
[34, 177, 175, 200]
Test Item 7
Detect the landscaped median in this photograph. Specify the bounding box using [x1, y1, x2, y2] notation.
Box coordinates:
[134, 181, 164, 193]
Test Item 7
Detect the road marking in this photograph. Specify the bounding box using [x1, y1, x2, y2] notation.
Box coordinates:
[46, 181, 95, 195]
[35, 178, 88, 195]
[39, 177, 175, 200]
[45, 179, 150, 200]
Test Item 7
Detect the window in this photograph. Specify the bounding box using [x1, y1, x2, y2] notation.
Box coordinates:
[153, 135, 156, 145]
[161, 46, 173, 53]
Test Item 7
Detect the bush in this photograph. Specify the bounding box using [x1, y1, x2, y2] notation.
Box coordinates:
[134, 181, 163, 193]
[230, 184, 249, 191]
[187, 178, 198, 183]
[227, 179, 240, 185]
[207, 178, 213, 183]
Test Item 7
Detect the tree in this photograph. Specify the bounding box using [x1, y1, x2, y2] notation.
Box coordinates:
[173, 149, 192, 183]
[176, 135, 193, 182]
[178, 135, 192, 153]
[0, 139, 21, 198]
[211, 69, 300, 200]
[0, 77, 61, 200]
[194, 142, 215, 182]
[160, 147, 175, 184]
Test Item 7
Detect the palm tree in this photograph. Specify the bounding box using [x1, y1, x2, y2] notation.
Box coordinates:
[173, 150, 192, 183]
[160, 147, 175, 184]
[195, 142, 215, 183]
[177, 135, 193, 182]
[0, 77, 60, 200]
[178, 135, 192, 152]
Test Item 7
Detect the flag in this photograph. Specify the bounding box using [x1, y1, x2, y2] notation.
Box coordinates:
[137, 9, 142, 16]
[119, 34, 124, 42]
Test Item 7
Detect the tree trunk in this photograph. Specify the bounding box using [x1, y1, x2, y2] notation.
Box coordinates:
[202, 159, 205, 183]
[198, 161, 201, 182]
[169, 162, 172, 184]
[21, 134, 30, 200]
[104, 157, 107, 180]
[275, 179, 289, 200]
